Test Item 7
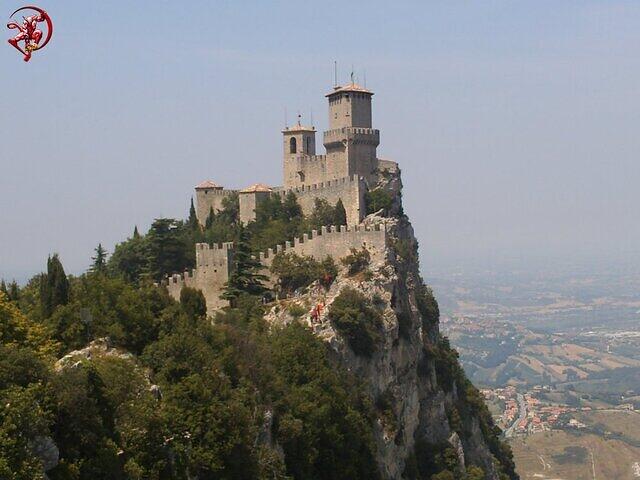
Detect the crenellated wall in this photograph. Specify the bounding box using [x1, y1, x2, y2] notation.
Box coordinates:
[283, 153, 329, 188]
[258, 223, 387, 270]
[164, 242, 235, 312]
[275, 174, 366, 225]
[163, 224, 388, 313]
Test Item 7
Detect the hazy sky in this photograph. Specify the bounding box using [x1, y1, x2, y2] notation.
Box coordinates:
[1, 1, 639, 282]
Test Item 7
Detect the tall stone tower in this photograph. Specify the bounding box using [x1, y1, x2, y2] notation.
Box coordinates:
[324, 83, 380, 184]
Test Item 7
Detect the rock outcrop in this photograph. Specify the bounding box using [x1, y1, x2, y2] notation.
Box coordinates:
[265, 170, 517, 480]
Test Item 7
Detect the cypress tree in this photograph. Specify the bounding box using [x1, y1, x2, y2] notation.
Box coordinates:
[188, 197, 199, 230]
[40, 254, 70, 318]
[222, 225, 268, 307]
[205, 207, 216, 230]
[91, 243, 108, 273]
[0, 280, 6, 296]
[335, 199, 347, 226]
[283, 191, 303, 220]
[133, 225, 141, 239]
[8, 281, 19, 302]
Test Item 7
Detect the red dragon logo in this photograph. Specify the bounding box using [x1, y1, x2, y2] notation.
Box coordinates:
[7, 5, 53, 62]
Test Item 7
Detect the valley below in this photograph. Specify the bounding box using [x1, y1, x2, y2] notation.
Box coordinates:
[431, 259, 640, 479]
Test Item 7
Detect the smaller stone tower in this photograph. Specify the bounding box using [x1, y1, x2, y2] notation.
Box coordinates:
[239, 183, 273, 224]
[282, 117, 317, 187]
[195, 180, 224, 225]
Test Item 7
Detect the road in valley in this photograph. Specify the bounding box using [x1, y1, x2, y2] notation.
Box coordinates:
[504, 393, 527, 438]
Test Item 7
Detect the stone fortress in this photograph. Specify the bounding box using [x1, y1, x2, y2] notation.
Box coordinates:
[165, 82, 398, 311]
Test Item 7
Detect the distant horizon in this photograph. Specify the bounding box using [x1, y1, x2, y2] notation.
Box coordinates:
[2, 1, 639, 283]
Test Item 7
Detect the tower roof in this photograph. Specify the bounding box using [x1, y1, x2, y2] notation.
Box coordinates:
[282, 124, 315, 133]
[195, 180, 223, 190]
[240, 183, 272, 193]
[326, 82, 373, 97]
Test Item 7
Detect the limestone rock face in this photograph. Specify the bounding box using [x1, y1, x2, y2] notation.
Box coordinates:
[54, 337, 134, 372]
[265, 172, 513, 479]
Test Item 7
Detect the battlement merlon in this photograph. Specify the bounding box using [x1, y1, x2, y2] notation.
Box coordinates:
[195, 241, 235, 268]
[257, 223, 388, 273]
[323, 127, 380, 149]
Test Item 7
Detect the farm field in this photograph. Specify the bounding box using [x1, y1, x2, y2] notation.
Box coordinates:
[510, 411, 640, 480]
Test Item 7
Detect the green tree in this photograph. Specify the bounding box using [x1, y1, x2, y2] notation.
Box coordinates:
[145, 218, 191, 282]
[308, 198, 347, 229]
[179, 287, 207, 321]
[365, 188, 394, 215]
[188, 197, 199, 230]
[328, 287, 382, 357]
[466, 466, 486, 480]
[205, 207, 216, 230]
[222, 226, 268, 307]
[108, 234, 148, 284]
[91, 243, 108, 274]
[270, 253, 337, 297]
[334, 198, 347, 225]
[0, 385, 52, 480]
[282, 191, 303, 221]
[0, 290, 58, 356]
[8, 281, 19, 302]
[40, 254, 70, 319]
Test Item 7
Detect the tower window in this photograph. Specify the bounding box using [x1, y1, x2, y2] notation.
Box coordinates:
[305, 137, 310, 153]
[289, 137, 297, 154]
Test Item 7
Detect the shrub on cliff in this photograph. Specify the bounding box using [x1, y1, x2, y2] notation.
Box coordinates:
[365, 188, 394, 216]
[329, 288, 382, 357]
[341, 247, 371, 276]
[270, 252, 337, 296]
[416, 283, 439, 329]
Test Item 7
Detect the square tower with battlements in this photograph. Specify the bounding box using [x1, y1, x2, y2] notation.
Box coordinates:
[283, 82, 381, 189]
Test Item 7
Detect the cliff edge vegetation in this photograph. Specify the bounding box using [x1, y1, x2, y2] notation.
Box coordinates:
[0, 170, 517, 480]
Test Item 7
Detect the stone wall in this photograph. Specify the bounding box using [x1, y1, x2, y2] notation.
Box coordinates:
[258, 223, 387, 270]
[195, 189, 238, 226]
[164, 242, 234, 312]
[283, 153, 329, 188]
[239, 190, 271, 224]
[275, 174, 366, 225]
[164, 224, 388, 313]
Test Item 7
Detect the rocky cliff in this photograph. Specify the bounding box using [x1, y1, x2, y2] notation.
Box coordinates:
[265, 172, 518, 480]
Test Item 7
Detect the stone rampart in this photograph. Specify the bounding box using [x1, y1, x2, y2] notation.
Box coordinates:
[164, 242, 234, 312]
[258, 223, 387, 270]
[275, 174, 366, 225]
[163, 224, 388, 313]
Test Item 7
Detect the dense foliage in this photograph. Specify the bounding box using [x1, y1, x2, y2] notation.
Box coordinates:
[0, 193, 518, 480]
[0, 264, 379, 479]
[365, 188, 394, 216]
[328, 288, 383, 357]
[270, 252, 337, 296]
[106, 193, 348, 286]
